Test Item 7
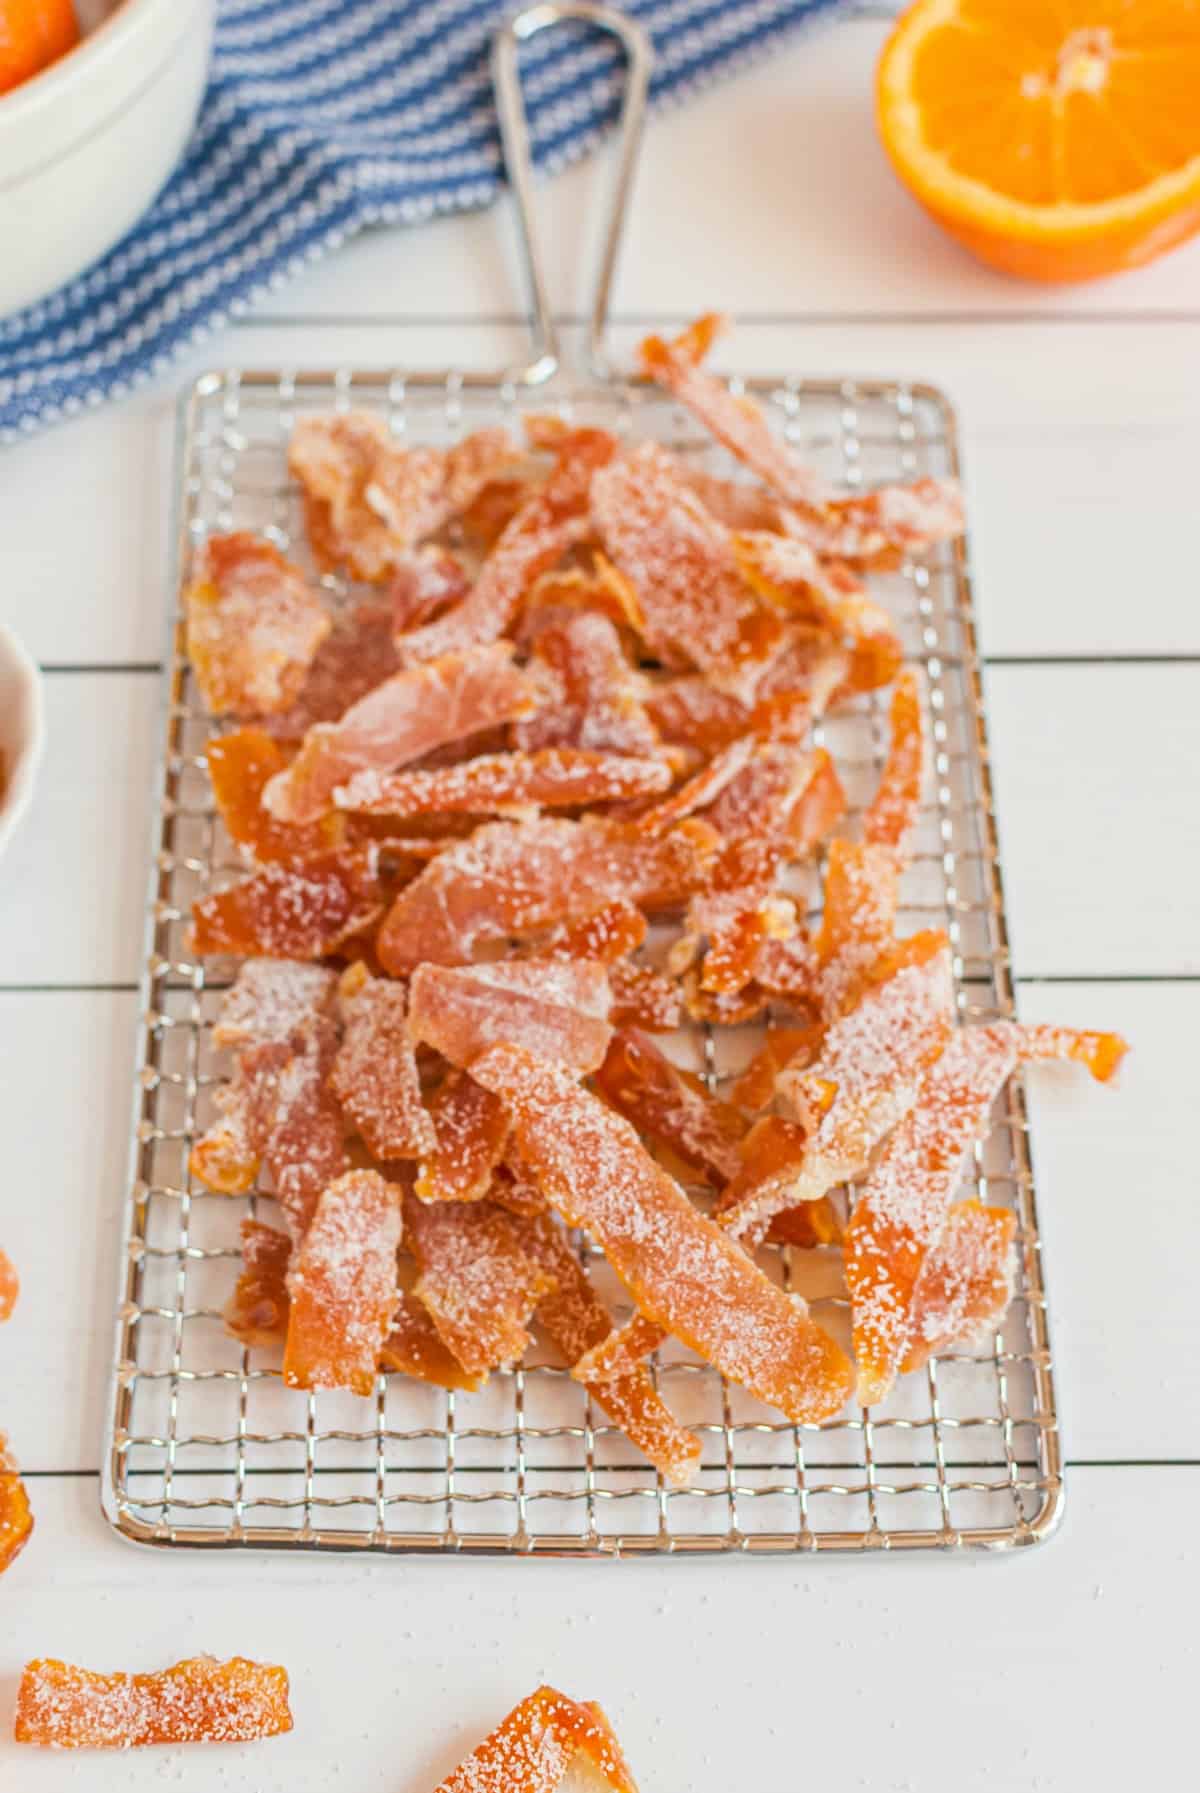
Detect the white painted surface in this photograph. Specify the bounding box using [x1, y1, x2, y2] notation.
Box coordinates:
[0, 9, 1195, 1788]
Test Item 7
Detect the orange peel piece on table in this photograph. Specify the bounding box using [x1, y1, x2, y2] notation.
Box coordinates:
[513, 608, 662, 758]
[472, 1045, 854, 1424]
[185, 533, 331, 718]
[398, 429, 618, 663]
[900, 1201, 1017, 1374]
[403, 1191, 555, 1378]
[288, 414, 516, 582]
[207, 728, 343, 865]
[0, 1434, 33, 1573]
[224, 1220, 292, 1349]
[416, 1071, 512, 1204]
[334, 746, 671, 820]
[282, 1169, 402, 1394]
[638, 316, 831, 509]
[190, 844, 387, 960]
[591, 440, 785, 702]
[14, 1656, 292, 1750]
[523, 1215, 701, 1489]
[377, 816, 711, 973]
[261, 643, 537, 826]
[431, 1685, 638, 1793]
[409, 959, 613, 1076]
[0, 1248, 18, 1323]
[845, 1020, 1126, 1406]
[330, 967, 435, 1160]
[861, 668, 926, 863]
[593, 1028, 746, 1187]
[723, 939, 956, 1246]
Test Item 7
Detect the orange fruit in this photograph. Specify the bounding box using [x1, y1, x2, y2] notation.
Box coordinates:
[876, 0, 1200, 282]
[0, 0, 80, 97]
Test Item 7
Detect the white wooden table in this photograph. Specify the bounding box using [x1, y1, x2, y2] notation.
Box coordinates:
[2, 12, 1198, 1788]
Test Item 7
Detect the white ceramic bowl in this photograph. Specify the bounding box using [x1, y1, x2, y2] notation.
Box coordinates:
[0, 0, 216, 319]
[0, 626, 44, 860]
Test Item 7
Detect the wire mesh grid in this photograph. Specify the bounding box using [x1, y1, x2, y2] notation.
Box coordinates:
[102, 360, 1061, 1557]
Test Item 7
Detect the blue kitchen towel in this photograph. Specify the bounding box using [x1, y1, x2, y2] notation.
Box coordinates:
[0, 0, 843, 442]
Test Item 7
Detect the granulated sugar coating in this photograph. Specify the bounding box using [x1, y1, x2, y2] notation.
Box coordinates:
[13, 1655, 292, 1749]
[331, 971, 435, 1160]
[211, 958, 337, 1051]
[473, 1045, 854, 1424]
[408, 958, 613, 1075]
[190, 843, 386, 959]
[416, 1071, 512, 1204]
[185, 533, 331, 719]
[432, 1685, 638, 1793]
[282, 1169, 402, 1394]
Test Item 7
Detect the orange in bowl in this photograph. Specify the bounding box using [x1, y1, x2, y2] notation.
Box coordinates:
[0, 0, 79, 95]
[877, 0, 1200, 282]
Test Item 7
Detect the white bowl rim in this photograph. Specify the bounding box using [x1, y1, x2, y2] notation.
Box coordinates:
[0, 624, 45, 856]
[0, 0, 200, 135]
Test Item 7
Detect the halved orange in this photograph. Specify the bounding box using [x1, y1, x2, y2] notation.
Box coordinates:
[0, 0, 80, 98]
[877, 0, 1200, 282]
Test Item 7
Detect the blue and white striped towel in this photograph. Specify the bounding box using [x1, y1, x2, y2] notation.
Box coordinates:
[0, 0, 842, 442]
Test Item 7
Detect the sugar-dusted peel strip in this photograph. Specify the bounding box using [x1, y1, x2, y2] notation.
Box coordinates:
[0, 1248, 18, 1323]
[282, 1169, 402, 1395]
[431, 1685, 638, 1793]
[378, 816, 711, 973]
[207, 727, 342, 864]
[901, 1202, 1017, 1374]
[399, 429, 618, 663]
[522, 1215, 700, 1489]
[409, 958, 613, 1076]
[185, 533, 331, 718]
[190, 845, 386, 960]
[472, 1045, 853, 1424]
[416, 1071, 511, 1204]
[0, 1433, 33, 1573]
[210, 959, 337, 1051]
[331, 968, 435, 1159]
[14, 1656, 293, 1749]
[514, 607, 662, 758]
[403, 1192, 555, 1378]
[379, 1291, 483, 1392]
[638, 316, 830, 508]
[593, 1029, 745, 1186]
[591, 440, 784, 701]
[861, 668, 925, 863]
[262, 643, 538, 826]
[224, 1220, 292, 1349]
[335, 747, 671, 819]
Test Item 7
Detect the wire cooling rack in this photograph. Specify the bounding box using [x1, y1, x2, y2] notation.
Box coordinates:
[101, 361, 1062, 1557]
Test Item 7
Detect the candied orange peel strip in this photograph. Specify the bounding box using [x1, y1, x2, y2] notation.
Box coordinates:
[14, 1655, 292, 1750]
[378, 1291, 482, 1391]
[211, 959, 337, 1052]
[901, 1201, 1017, 1374]
[262, 643, 538, 826]
[862, 669, 926, 862]
[0, 1434, 33, 1574]
[536, 899, 648, 967]
[514, 607, 662, 758]
[473, 1045, 853, 1424]
[608, 959, 684, 1033]
[190, 844, 386, 961]
[0, 1248, 18, 1324]
[416, 1071, 512, 1204]
[591, 440, 785, 701]
[224, 1220, 292, 1349]
[336, 746, 670, 820]
[409, 958, 613, 1076]
[282, 1169, 402, 1394]
[330, 967, 435, 1160]
[403, 1191, 555, 1378]
[432, 1685, 638, 1793]
[378, 816, 710, 973]
[594, 1028, 746, 1187]
[258, 599, 399, 742]
[207, 727, 342, 865]
[185, 533, 330, 718]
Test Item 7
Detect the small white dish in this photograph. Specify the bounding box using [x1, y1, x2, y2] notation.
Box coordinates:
[0, 625, 45, 860]
[0, 0, 216, 319]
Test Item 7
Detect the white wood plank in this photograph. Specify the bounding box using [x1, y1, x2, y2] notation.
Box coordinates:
[986, 664, 1200, 978]
[0, 992, 136, 1473]
[0, 1468, 1192, 1789]
[256, 19, 1200, 326]
[1016, 981, 1200, 1463]
[0, 672, 157, 987]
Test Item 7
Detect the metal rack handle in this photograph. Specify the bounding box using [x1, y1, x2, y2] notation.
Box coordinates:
[491, 2, 653, 385]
